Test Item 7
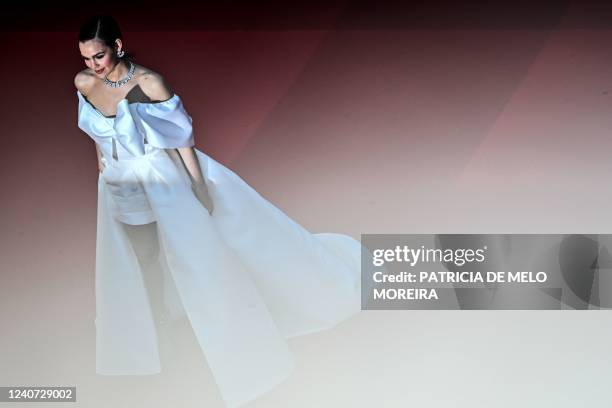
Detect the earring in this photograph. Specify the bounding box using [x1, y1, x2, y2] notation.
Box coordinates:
[117, 49, 125, 58]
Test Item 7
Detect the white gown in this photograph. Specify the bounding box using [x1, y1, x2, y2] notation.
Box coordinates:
[76, 90, 362, 407]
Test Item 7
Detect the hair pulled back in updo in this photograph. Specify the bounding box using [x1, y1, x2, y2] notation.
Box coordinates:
[78, 15, 135, 61]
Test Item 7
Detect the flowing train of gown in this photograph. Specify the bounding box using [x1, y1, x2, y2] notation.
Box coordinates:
[76, 90, 362, 407]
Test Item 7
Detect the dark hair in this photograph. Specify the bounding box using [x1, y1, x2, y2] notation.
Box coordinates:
[78, 15, 135, 61]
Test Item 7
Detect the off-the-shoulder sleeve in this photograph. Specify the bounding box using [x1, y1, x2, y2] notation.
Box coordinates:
[135, 95, 195, 149]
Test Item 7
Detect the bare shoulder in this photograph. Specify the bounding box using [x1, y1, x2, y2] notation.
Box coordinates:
[134, 64, 174, 102]
[74, 69, 95, 95]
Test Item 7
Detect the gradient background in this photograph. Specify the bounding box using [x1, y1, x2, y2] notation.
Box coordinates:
[2, 1, 612, 406]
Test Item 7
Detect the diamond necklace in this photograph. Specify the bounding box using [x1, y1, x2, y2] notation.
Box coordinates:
[103, 59, 135, 88]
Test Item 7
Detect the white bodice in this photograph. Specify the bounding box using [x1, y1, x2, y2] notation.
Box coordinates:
[76, 90, 195, 160]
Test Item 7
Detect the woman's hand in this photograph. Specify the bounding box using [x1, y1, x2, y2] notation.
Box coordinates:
[98, 160, 106, 173]
[192, 182, 214, 215]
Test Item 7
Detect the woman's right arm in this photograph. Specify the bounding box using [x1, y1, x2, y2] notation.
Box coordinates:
[75, 72, 104, 173]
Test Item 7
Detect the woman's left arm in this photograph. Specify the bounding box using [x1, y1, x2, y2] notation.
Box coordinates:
[176, 146, 214, 215]
[176, 146, 205, 186]
[140, 74, 205, 185]
[139, 73, 214, 213]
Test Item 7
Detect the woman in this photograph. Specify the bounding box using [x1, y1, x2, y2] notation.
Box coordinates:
[76, 15, 361, 407]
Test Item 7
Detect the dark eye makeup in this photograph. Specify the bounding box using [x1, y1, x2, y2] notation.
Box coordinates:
[82, 53, 105, 60]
